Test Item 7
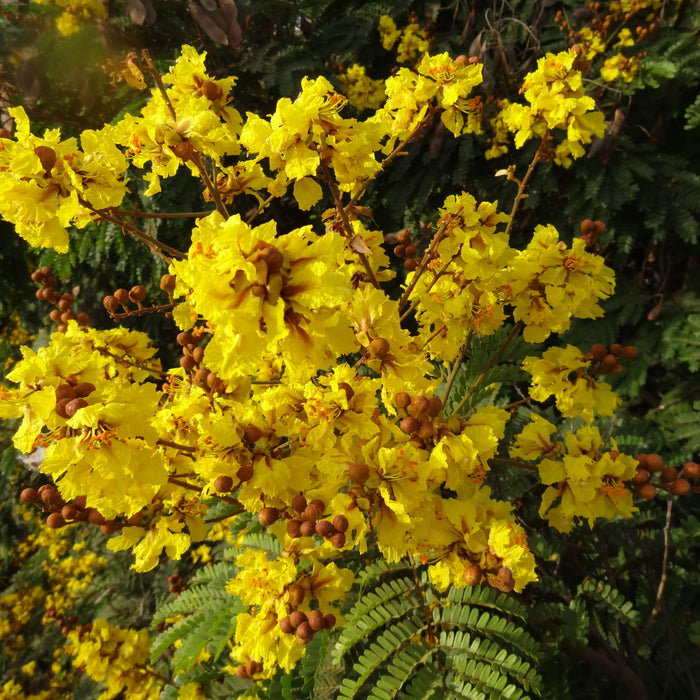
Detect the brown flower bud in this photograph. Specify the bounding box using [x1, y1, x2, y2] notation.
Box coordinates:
[368, 337, 390, 358]
[646, 454, 664, 472]
[129, 286, 147, 304]
[348, 462, 370, 484]
[180, 355, 196, 372]
[463, 563, 482, 586]
[307, 610, 325, 632]
[307, 499, 325, 519]
[291, 494, 307, 513]
[160, 274, 177, 293]
[73, 382, 95, 398]
[332, 514, 349, 533]
[47, 513, 65, 529]
[214, 475, 234, 493]
[409, 395, 429, 417]
[65, 398, 88, 418]
[286, 583, 305, 608]
[102, 295, 119, 313]
[589, 343, 607, 360]
[322, 613, 336, 629]
[288, 610, 306, 629]
[295, 621, 314, 644]
[258, 507, 279, 526]
[682, 461, 700, 479]
[636, 483, 656, 500]
[329, 532, 346, 548]
[395, 392, 411, 409]
[671, 478, 691, 495]
[287, 519, 302, 538]
[315, 520, 334, 537]
[20, 487, 38, 503]
[400, 417, 421, 434]
[279, 616, 294, 634]
[34, 145, 57, 173]
[243, 425, 263, 444]
[299, 520, 317, 537]
[113, 288, 130, 306]
[236, 464, 254, 481]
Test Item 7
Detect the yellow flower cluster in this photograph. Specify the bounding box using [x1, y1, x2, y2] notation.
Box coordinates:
[66, 620, 160, 699]
[0, 108, 127, 252]
[500, 49, 606, 166]
[33, 0, 107, 36]
[378, 15, 432, 63]
[512, 419, 638, 532]
[0, 43, 643, 687]
[338, 64, 386, 111]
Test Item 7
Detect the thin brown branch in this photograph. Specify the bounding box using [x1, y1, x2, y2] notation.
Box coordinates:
[504, 136, 548, 237]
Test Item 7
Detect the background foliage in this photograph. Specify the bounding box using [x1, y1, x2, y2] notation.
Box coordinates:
[0, 0, 699, 697]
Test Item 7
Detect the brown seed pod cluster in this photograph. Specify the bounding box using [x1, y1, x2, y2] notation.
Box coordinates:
[21, 486, 113, 530]
[102, 285, 148, 317]
[578, 219, 606, 248]
[278, 607, 337, 646]
[586, 342, 637, 376]
[281, 496, 349, 549]
[53, 379, 95, 419]
[46, 611, 87, 638]
[630, 454, 700, 499]
[176, 331, 226, 394]
[234, 659, 264, 680]
[32, 266, 89, 330]
[392, 229, 420, 271]
[168, 574, 185, 596]
[395, 391, 444, 445]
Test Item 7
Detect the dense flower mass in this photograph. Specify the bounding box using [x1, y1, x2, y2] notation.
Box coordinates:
[0, 38, 658, 696]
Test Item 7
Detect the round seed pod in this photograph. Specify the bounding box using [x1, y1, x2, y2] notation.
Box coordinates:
[636, 483, 656, 500]
[315, 520, 334, 538]
[102, 295, 119, 313]
[299, 520, 316, 537]
[129, 286, 147, 303]
[286, 583, 305, 608]
[322, 613, 336, 629]
[609, 343, 623, 356]
[291, 494, 307, 514]
[404, 243, 418, 258]
[113, 288, 130, 306]
[660, 466, 678, 483]
[180, 355, 196, 372]
[55, 384, 76, 401]
[235, 665, 248, 679]
[279, 616, 294, 634]
[682, 461, 700, 479]
[589, 343, 607, 360]
[87, 509, 105, 525]
[34, 145, 57, 172]
[395, 392, 411, 409]
[368, 337, 390, 358]
[409, 396, 429, 417]
[73, 382, 95, 398]
[332, 514, 349, 533]
[214, 475, 234, 493]
[463, 564, 482, 586]
[307, 499, 325, 519]
[65, 398, 88, 418]
[49, 309, 62, 323]
[295, 621, 314, 644]
[329, 532, 346, 548]
[400, 417, 420, 434]
[288, 610, 306, 629]
[671, 478, 691, 495]
[646, 454, 664, 472]
[47, 513, 65, 529]
[286, 519, 302, 538]
[20, 488, 38, 503]
[61, 504, 78, 521]
[348, 462, 370, 484]
[160, 274, 177, 293]
[192, 346, 205, 364]
[243, 425, 263, 444]
[630, 469, 649, 486]
[602, 354, 618, 370]
[307, 610, 325, 632]
[258, 507, 279, 526]
[404, 258, 418, 271]
[177, 332, 195, 346]
[236, 464, 254, 481]
[426, 397, 443, 417]
[621, 345, 637, 359]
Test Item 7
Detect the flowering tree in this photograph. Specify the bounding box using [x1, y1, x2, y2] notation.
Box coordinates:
[0, 3, 699, 698]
